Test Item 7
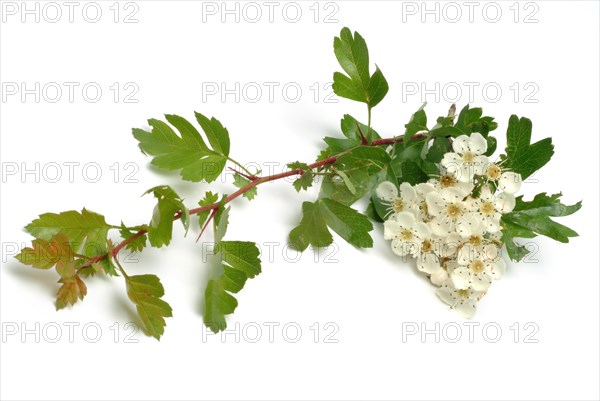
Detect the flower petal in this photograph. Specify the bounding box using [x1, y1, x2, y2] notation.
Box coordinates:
[383, 220, 402, 240]
[470, 272, 492, 291]
[390, 238, 410, 256]
[451, 266, 471, 290]
[468, 132, 488, 155]
[426, 191, 445, 216]
[376, 181, 398, 202]
[495, 192, 516, 213]
[489, 258, 506, 280]
[393, 211, 416, 227]
[441, 152, 461, 172]
[399, 182, 417, 202]
[417, 253, 440, 274]
[454, 299, 477, 318]
[430, 268, 449, 286]
[431, 217, 453, 237]
[414, 221, 431, 238]
[452, 135, 470, 154]
[498, 172, 522, 194]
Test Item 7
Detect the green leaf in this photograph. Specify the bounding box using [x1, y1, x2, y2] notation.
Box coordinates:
[513, 192, 582, 217]
[319, 146, 391, 205]
[425, 136, 451, 163]
[198, 191, 219, 228]
[502, 115, 554, 179]
[454, 105, 498, 136]
[25, 209, 111, 259]
[289, 199, 373, 251]
[404, 104, 428, 142]
[144, 185, 189, 248]
[319, 198, 373, 248]
[289, 201, 333, 251]
[194, 112, 231, 156]
[214, 205, 230, 244]
[322, 115, 381, 155]
[119, 224, 148, 253]
[429, 126, 465, 138]
[16, 238, 62, 269]
[204, 280, 238, 332]
[391, 139, 438, 184]
[125, 274, 173, 340]
[332, 28, 388, 108]
[56, 276, 87, 310]
[500, 223, 532, 262]
[133, 113, 230, 182]
[233, 174, 257, 200]
[367, 65, 389, 108]
[503, 193, 581, 243]
[217, 241, 261, 279]
[333, 27, 370, 89]
[203, 216, 262, 333]
[17, 233, 76, 278]
[293, 170, 314, 192]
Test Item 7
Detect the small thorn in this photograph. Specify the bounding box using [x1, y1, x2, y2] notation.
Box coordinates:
[356, 121, 368, 145]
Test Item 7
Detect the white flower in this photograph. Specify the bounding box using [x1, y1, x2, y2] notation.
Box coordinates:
[413, 183, 436, 221]
[436, 280, 484, 318]
[376, 181, 419, 217]
[383, 212, 431, 257]
[426, 187, 480, 238]
[430, 174, 474, 195]
[441, 133, 489, 183]
[452, 244, 506, 291]
[498, 171, 522, 194]
[483, 163, 522, 195]
[470, 186, 515, 233]
[417, 253, 453, 286]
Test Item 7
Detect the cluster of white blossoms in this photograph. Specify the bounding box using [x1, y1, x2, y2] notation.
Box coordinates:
[377, 132, 522, 318]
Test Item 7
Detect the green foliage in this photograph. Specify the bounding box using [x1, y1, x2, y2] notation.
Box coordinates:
[203, 205, 261, 333]
[198, 191, 220, 228]
[233, 173, 258, 200]
[332, 28, 389, 109]
[404, 104, 428, 142]
[289, 199, 373, 251]
[502, 115, 554, 179]
[288, 162, 314, 192]
[25, 209, 111, 259]
[144, 185, 189, 248]
[391, 140, 438, 185]
[454, 105, 498, 136]
[133, 113, 231, 183]
[319, 146, 391, 206]
[501, 193, 581, 261]
[56, 276, 87, 310]
[119, 224, 148, 253]
[125, 274, 173, 340]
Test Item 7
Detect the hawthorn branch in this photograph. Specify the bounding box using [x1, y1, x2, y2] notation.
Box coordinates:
[85, 133, 426, 267]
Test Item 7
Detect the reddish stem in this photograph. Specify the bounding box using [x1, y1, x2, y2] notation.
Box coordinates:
[88, 133, 425, 266]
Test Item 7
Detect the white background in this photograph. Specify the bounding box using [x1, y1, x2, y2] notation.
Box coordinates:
[1, 1, 599, 400]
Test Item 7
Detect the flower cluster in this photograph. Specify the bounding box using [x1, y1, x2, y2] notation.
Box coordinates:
[377, 133, 522, 318]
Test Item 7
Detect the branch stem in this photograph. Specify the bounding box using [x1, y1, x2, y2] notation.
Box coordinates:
[86, 133, 425, 267]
